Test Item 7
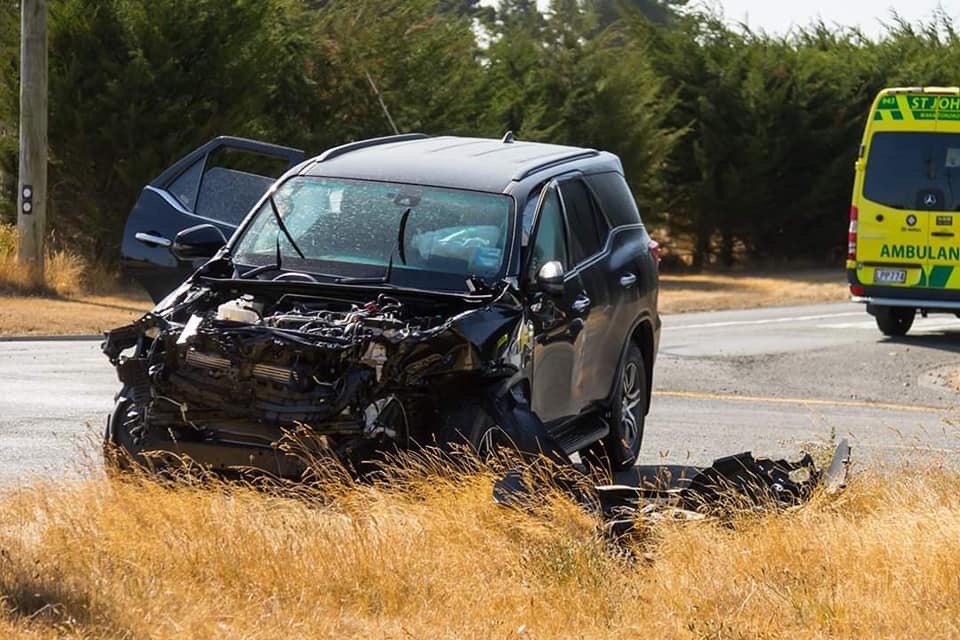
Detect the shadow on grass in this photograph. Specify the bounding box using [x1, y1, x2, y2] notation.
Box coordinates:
[658, 278, 748, 293]
[0, 285, 149, 315]
[59, 297, 149, 314]
[0, 572, 134, 637]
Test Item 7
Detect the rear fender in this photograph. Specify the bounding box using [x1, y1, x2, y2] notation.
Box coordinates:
[607, 313, 658, 414]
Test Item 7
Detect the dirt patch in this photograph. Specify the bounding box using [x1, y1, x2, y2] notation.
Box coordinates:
[0, 293, 152, 336]
[920, 363, 960, 394]
[659, 268, 848, 314]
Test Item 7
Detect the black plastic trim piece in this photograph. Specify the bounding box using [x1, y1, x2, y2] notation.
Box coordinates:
[512, 151, 600, 182]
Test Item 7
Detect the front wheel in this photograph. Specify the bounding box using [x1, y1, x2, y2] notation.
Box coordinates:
[438, 402, 511, 461]
[103, 393, 151, 473]
[874, 306, 915, 336]
[600, 343, 648, 472]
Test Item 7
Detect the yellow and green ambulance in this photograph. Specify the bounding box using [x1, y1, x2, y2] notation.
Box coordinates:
[849, 87, 960, 335]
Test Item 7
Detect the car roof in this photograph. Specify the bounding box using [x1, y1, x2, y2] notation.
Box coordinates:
[298, 134, 617, 193]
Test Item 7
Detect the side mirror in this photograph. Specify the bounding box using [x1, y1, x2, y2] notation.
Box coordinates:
[171, 224, 227, 261]
[536, 260, 565, 296]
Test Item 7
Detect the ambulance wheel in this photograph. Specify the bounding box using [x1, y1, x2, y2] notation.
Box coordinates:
[875, 306, 915, 336]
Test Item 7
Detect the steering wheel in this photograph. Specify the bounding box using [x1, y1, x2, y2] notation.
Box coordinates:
[271, 272, 320, 283]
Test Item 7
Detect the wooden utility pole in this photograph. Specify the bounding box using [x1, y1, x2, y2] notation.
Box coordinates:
[17, 0, 47, 286]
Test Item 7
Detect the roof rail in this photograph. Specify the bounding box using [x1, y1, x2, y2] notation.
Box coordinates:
[316, 133, 429, 163]
[512, 150, 599, 181]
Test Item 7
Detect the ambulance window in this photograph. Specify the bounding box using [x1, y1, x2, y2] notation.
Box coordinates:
[864, 132, 960, 211]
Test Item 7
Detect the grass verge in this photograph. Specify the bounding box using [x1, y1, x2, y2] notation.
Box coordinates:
[659, 268, 849, 314]
[0, 460, 957, 638]
[0, 294, 152, 336]
[0, 268, 849, 335]
[0, 223, 151, 336]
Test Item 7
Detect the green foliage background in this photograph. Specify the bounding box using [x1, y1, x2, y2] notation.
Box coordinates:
[0, 0, 956, 266]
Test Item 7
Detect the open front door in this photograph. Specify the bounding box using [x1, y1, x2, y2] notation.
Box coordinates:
[121, 136, 304, 302]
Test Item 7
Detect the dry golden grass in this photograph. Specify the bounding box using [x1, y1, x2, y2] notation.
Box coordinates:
[0, 293, 152, 336]
[660, 269, 849, 314]
[0, 457, 957, 639]
[0, 223, 151, 335]
[0, 223, 88, 297]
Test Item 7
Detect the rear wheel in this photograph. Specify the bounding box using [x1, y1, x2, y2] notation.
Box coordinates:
[600, 342, 647, 472]
[874, 306, 915, 336]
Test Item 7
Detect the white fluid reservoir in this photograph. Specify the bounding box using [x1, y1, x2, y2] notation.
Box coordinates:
[216, 298, 260, 323]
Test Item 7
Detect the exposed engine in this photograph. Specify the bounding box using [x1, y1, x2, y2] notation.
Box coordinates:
[102, 285, 504, 472]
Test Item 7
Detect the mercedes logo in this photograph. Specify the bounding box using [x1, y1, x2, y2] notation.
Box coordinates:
[924, 193, 938, 207]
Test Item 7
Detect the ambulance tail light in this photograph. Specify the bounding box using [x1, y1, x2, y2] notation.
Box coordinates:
[847, 206, 858, 261]
[850, 284, 865, 296]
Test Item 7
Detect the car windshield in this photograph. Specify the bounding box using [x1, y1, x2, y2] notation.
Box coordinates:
[233, 176, 513, 290]
[864, 131, 960, 210]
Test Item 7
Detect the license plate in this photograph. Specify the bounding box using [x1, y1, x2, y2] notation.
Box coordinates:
[875, 268, 906, 284]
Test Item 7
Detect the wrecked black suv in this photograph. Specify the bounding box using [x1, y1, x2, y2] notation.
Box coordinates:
[103, 133, 661, 476]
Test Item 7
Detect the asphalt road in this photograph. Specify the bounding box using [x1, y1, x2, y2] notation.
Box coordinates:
[2, 301, 960, 484]
[642, 302, 960, 467]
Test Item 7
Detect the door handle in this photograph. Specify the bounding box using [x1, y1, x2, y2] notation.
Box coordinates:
[931, 231, 955, 237]
[619, 273, 637, 287]
[571, 295, 591, 313]
[135, 232, 172, 248]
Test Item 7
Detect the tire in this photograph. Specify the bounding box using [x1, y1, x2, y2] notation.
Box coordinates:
[874, 306, 915, 336]
[600, 342, 647, 472]
[439, 402, 509, 460]
[104, 394, 150, 472]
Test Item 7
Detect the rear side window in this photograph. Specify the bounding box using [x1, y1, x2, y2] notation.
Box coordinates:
[587, 172, 643, 226]
[167, 159, 204, 210]
[192, 149, 290, 225]
[559, 179, 608, 264]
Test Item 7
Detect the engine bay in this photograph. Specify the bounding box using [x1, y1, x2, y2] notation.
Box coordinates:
[102, 279, 526, 473]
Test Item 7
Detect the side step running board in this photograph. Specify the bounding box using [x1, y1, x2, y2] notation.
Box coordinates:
[554, 417, 610, 454]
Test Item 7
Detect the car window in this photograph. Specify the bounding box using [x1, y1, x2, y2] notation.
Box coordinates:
[527, 187, 567, 280]
[167, 158, 204, 210]
[235, 176, 512, 290]
[586, 172, 643, 227]
[193, 148, 290, 225]
[559, 179, 607, 264]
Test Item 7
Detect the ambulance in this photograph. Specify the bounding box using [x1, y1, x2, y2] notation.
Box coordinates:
[849, 87, 960, 335]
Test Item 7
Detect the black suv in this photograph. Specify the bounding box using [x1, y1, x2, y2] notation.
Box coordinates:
[104, 133, 661, 475]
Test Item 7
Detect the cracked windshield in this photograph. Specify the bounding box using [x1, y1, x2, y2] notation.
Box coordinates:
[234, 177, 512, 289]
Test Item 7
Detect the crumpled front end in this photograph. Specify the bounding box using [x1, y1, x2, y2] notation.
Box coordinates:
[103, 280, 531, 476]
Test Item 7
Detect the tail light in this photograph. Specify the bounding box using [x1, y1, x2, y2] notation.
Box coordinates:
[850, 284, 865, 296]
[648, 240, 662, 268]
[847, 206, 858, 261]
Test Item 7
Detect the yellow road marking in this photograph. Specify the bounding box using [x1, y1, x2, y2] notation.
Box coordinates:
[654, 390, 952, 414]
